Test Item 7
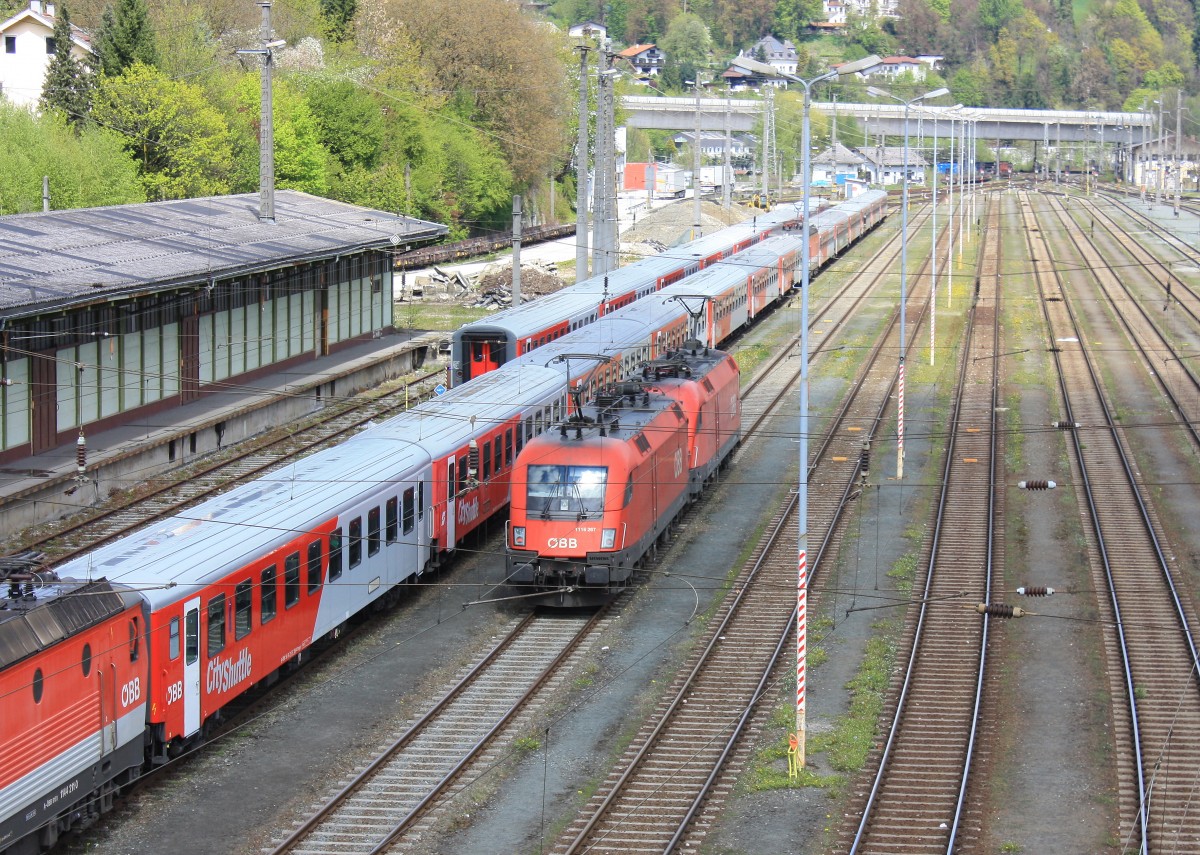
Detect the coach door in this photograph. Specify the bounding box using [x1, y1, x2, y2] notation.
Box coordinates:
[446, 460, 457, 550]
[181, 315, 200, 403]
[183, 598, 201, 736]
[30, 350, 57, 454]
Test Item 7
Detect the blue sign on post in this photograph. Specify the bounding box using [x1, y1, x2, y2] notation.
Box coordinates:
[434, 384, 447, 396]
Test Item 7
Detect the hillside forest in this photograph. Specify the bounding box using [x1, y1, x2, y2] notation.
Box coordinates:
[0, 0, 1196, 235]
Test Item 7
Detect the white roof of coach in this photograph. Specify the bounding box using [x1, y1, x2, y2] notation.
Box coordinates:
[53, 364, 566, 609]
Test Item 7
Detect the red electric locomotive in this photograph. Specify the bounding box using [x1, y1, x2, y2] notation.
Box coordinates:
[0, 568, 149, 854]
[506, 342, 741, 606]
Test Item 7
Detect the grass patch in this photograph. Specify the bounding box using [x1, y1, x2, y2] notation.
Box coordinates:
[810, 629, 896, 772]
[395, 301, 490, 331]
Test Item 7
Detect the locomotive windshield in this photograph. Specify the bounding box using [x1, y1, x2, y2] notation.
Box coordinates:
[527, 465, 608, 518]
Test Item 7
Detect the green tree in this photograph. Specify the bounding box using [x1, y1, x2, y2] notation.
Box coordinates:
[304, 78, 385, 171]
[661, 13, 712, 75]
[773, 0, 823, 42]
[91, 63, 234, 199]
[0, 102, 143, 212]
[40, 4, 92, 125]
[92, 0, 157, 76]
[226, 74, 330, 195]
[320, 0, 356, 41]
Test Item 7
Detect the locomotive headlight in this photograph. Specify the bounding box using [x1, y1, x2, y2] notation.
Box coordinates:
[601, 528, 616, 549]
[512, 526, 526, 547]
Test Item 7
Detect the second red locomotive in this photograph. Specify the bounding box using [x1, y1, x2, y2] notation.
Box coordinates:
[506, 342, 741, 606]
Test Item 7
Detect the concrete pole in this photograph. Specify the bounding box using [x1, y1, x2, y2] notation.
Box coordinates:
[1157, 97, 1164, 206]
[1175, 88, 1182, 216]
[723, 98, 732, 210]
[575, 45, 590, 282]
[693, 79, 702, 238]
[930, 113, 938, 366]
[512, 195, 522, 305]
[258, 2, 275, 222]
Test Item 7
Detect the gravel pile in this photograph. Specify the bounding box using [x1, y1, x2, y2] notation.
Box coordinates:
[623, 199, 755, 249]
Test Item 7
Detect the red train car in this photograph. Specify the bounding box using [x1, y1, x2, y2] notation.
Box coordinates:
[0, 574, 149, 854]
[506, 344, 741, 606]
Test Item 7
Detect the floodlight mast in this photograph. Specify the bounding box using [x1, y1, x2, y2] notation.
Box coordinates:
[864, 85, 948, 480]
[788, 54, 880, 769]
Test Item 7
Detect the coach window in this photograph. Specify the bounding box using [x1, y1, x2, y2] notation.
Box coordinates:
[386, 497, 398, 543]
[349, 517, 362, 567]
[525, 416, 533, 441]
[458, 455, 468, 494]
[368, 508, 381, 556]
[284, 553, 301, 608]
[234, 580, 253, 640]
[493, 437, 502, 474]
[207, 594, 226, 657]
[515, 425, 523, 455]
[417, 481, 424, 521]
[504, 429, 513, 466]
[307, 540, 323, 593]
[482, 440, 491, 481]
[328, 529, 343, 581]
[403, 487, 415, 535]
[261, 566, 278, 624]
[170, 617, 181, 658]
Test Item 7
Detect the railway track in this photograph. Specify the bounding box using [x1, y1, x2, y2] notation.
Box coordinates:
[1048, 196, 1200, 447]
[1023, 189, 1200, 852]
[549, 201, 959, 853]
[839, 191, 1002, 852]
[250, 201, 955, 854]
[8, 366, 446, 564]
[267, 611, 607, 855]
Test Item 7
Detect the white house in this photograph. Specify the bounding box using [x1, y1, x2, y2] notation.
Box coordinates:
[568, 20, 606, 41]
[809, 141, 867, 186]
[861, 145, 928, 185]
[0, 1, 92, 108]
[866, 56, 928, 81]
[743, 35, 798, 77]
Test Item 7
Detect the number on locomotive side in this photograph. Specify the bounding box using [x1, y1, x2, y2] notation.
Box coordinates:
[547, 537, 578, 549]
[165, 680, 183, 705]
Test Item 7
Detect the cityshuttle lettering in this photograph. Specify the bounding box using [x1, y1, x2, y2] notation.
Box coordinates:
[456, 496, 480, 526]
[206, 648, 252, 694]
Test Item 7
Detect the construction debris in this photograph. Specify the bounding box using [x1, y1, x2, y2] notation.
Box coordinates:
[471, 261, 567, 308]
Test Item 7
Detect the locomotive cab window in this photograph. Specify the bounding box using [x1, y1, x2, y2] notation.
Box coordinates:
[527, 465, 607, 518]
[207, 594, 226, 657]
[129, 617, 140, 661]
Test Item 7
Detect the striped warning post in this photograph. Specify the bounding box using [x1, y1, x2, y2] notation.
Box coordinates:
[796, 547, 807, 740]
[897, 358, 906, 478]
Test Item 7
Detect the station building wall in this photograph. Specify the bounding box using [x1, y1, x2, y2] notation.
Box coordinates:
[0, 252, 391, 461]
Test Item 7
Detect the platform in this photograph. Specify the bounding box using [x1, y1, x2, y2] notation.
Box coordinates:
[0, 329, 446, 541]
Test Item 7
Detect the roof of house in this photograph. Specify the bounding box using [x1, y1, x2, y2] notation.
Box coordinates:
[860, 146, 928, 167]
[0, 191, 447, 315]
[748, 35, 797, 60]
[618, 44, 658, 58]
[725, 55, 787, 78]
[813, 142, 867, 165]
[879, 56, 923, 65]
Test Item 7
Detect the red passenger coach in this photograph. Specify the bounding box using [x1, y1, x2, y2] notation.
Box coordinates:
[506, 343, 741, 606]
